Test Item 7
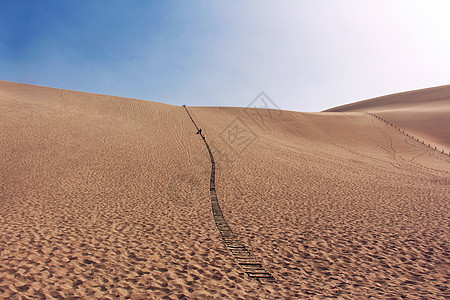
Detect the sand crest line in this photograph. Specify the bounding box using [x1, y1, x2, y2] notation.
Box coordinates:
[183, 106, 275, 282]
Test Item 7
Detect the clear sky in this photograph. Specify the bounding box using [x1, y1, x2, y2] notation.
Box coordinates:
[1, 0, 449, 111]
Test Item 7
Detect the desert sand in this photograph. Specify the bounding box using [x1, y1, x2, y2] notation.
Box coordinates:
[325, 85, 450, 151]
[1, 80, 449, 299]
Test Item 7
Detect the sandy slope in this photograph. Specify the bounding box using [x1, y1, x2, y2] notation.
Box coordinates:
[1, 80, 449, 299]
[325, 85, 450, 151]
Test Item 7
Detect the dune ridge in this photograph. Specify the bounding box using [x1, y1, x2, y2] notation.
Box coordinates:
[1, 80, 449, 298]
[325, 84, 450, 151]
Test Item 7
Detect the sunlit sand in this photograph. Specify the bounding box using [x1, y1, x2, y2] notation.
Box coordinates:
[1, 80, 448, 298]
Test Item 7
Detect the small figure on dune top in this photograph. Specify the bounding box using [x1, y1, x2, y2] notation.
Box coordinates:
[196, 128, 202, 135]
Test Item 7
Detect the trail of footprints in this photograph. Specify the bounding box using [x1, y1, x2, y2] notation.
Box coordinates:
[183, 106, 275, 282]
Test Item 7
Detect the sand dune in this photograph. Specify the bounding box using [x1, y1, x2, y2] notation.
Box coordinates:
[325, 85, 450, 151]
[1, 80, 449, 298]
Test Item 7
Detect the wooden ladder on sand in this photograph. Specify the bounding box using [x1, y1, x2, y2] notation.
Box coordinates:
[183, 106, 275, 282]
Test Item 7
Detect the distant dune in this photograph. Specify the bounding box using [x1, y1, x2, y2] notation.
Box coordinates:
[325, 85, 450, 150]
[1, 80, 449, 298]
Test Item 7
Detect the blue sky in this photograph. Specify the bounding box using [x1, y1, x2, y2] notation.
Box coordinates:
[1, 0, 450, 111]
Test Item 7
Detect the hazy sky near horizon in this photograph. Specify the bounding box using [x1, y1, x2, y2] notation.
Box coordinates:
[1, 1, 450, 112]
